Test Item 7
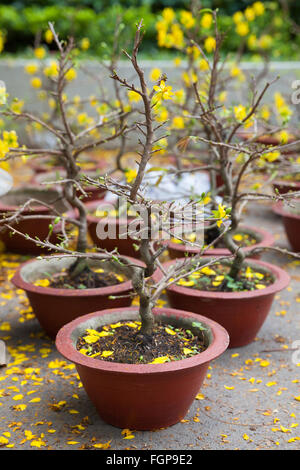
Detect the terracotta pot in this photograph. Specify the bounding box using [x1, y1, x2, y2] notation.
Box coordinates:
[0, 187, 68, 254]
[12, 255, 143, 339]
[55, 306, 229, 430]
[155, 259, 290, 348]
[85, 200, 140, 258]
[240, 132, 297, 155]
[272, 201, 300, 252]
[33, 170, 106, 203]
[272, 180, 300, 195]
[167, 225, 274, 260]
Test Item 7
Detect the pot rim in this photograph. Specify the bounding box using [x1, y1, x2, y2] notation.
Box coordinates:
[85, 199, 137, 225]
[273, 180, 300, 188]
[155, 258, 290, 300]
[55, 306, 229, 374]
[12, 254, 144, 297]
[0, 187, 60, 213]
[167, 224, 274, 255]
[272, 201, 300, 221]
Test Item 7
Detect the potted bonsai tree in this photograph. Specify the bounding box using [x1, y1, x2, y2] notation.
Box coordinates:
[54, 21, 231, 431]
[153, 8, 300, 348]
[1, 24, 143, 338]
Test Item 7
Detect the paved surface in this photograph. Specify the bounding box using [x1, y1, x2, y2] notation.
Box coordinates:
[0, 200, 299, 450]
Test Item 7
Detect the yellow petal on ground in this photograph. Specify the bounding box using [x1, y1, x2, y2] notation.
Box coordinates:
[101, 351, 113, 358]
[260, 360, 270, 367]
[125, 322, 138, 328]
[82, 335, 100, 344]
[183, 348, 193, 355]
[195, 393, 205, 400]
[165, 327, 176, 335]
[150, 356, 169, 364]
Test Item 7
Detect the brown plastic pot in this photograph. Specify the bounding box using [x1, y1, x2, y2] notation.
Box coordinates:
[167, 225, 274, 260]
[239, 132, 297, 155]
[0, 187, 68, 254]
[155, 259, 290, 348]
[33, 170, 106, 203]
[272, 180, 300, 195]
[55, 306, 229, 430]
[272, 201, 300, 252]
[12, 255, 143, 339]
[86, 200, 140, 258]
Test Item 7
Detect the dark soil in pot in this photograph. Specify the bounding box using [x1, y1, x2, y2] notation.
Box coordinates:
[272, 180, 300, 195]
[155, 258, 290, 348]
[0, 187, 68, 254]
[55, 306, 229, 430]
[167, 225, 274, 260]
[12, 254, 143, 338]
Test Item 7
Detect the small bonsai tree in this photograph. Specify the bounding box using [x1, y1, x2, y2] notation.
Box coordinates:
[1, 20, 232, 342]
[0, 22, 137, 282]
[164, 8, 300, 285]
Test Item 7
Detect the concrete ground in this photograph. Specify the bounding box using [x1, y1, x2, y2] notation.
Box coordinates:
[0, 200, 299, 451]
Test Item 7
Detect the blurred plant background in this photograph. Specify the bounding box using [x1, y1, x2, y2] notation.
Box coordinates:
[0, 0, 299, 59]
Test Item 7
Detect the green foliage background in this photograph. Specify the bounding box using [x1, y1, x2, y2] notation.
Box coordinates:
[0, 1, 299, 59]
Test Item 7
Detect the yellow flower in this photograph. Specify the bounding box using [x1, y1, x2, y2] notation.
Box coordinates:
[44, 29, 53, 44]
[277, 130, 289, 144]
[264, 151, 280, 162]
[0, 84, 6, 105]
[247, 34, 257, 50]
[155, 106, 169, 122]
[199, 58, 209, 71]
[171, 116, 185, 129]
[3, 130, 18, 148]
[180, 11, 195, 29]
[43, 60, 58, 78]
[25, 63, 39, 75]
[173, 57, 182, 67]
[162, 7, 175, 23]
[204, 36, 216, 53]
[10, 99, 24, 114]
[65, 68, 77, 81]
[80, 37, 90, 51]
[170, 24, 184, 48]
[234, 104, 247, 121]
[200, 13, 213, 29]
[125, 168, 137, 183]
[0, 139, 9, 159]
[34, 47, 46, 60]
[260, 105, 270, 121]
[253, 2, 265, 16]
[128, 90, 141, 103]
[259, 35, 272, 49]
[30, 77, 42, 89]
[233, 11, 244, 24]
[149, 68, 161, 81]
[218, 91, 227, 103]
[230, 64, 245, 82]
[153, 80, 174, 101]
[236, 22, 249, 37]
[174, 89, 185, 104]
[274, 92, 285, 109]
[244, 7, 256, 22]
